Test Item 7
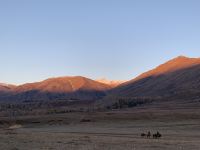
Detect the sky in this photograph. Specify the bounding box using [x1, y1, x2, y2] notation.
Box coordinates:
[0, 0, 200, 85]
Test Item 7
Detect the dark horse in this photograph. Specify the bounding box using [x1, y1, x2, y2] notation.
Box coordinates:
[141, 133, 146, 137]
[141, 131, 151, 138]
[153, 131, 162, 139]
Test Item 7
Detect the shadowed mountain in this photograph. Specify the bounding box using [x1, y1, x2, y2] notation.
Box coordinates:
[111, 56, 200, 99]
[0, 76, 112, 102]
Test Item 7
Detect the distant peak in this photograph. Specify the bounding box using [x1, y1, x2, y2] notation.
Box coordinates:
[133, 55, 200, 81]
[159, 55, 200, 71]
[96, 78, 125, 87]
[174, 55, 192, 59]
[174, 55, 200, 60]
[170, 55, 200, 63]
[45, 76, 87, 81]
[175, 55, 188, 59]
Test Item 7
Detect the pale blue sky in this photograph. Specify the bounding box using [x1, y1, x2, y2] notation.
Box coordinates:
[0, 0, 200, 85]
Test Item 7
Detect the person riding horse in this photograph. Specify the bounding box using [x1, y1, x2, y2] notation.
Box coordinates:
[141, 131, 151, 138]
[147, 131, 151, 138]
[153, 131, 162, 139]
[141, 131, 162, 139]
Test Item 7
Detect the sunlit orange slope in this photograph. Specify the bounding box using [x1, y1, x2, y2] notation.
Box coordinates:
[134, 56, 200, 81]
[15, 76, 111, 93]
[113, 56, 200, 98]
[0, 83, 15, 93]
[2, 76, 112, 102]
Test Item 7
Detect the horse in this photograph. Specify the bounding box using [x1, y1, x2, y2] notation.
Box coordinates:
[141, 133, 146, 137]
[153, 131, 162, 139]
[141, 131, 151, 138]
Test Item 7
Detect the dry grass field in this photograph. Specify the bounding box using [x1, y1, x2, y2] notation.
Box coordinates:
[0, 103, 200, 150]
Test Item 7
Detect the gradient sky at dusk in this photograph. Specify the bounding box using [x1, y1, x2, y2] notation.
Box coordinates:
[0, 0, 200, 84]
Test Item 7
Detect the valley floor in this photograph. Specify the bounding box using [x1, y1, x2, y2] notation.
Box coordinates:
[0, 107, 200, 150]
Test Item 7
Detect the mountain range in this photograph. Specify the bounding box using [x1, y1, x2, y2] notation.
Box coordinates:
[1, 56, 200, 105]
[0, 76, 113, 102]
[112, 56, 200, 98]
